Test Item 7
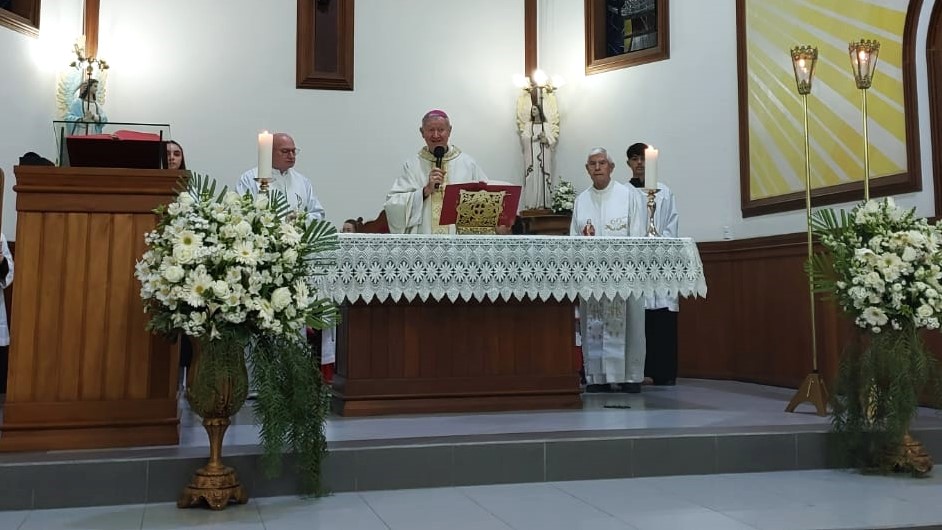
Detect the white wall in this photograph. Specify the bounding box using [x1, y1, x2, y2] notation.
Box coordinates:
[0, 0, 936, 242]
[95, 0, 525, 228]
[0, 0, 83, 234]
[539, 0, 938, 242]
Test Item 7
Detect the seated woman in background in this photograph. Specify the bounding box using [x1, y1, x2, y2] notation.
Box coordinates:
[166, 140, 186, 170]
[341, 218, 362, 233]
[167, 140, 191, 387]
[320, 218, 362, 384]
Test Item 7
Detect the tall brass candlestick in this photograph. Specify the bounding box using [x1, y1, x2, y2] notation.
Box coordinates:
[861, 88, 871, 201]
[785, 45, 828, 417]
[800, 91, 817, 373]
[849, 39, 880, 202]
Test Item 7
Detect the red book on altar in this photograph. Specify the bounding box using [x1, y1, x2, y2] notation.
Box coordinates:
[439, 182, 521, 227]
[70, 130, 163, 142]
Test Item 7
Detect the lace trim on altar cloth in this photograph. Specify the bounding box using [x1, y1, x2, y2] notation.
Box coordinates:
[316, 234, 708, 304]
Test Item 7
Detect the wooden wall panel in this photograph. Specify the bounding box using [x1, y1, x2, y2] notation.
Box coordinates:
[58, 213, 91, 401]
[103, 214, 134, 400]
[80, 215, 113, 400]
[677, 259, 736, 380]
[33, 213, 67, 402]
[679, 234, 853, 389]
[6, 212, 42, 402]
[1, 167, 182, 452]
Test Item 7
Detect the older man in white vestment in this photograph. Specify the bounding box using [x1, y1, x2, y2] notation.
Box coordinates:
[237, 132, 326, 219]
[384, 110, 489, 234]
[570, 148, 648, 393]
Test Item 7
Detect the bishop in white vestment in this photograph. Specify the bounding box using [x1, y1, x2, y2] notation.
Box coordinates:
[570, 148, 647, 391]
[384, 110, 488, 234]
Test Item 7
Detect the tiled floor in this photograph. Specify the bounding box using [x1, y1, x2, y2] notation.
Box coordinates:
[5, 469, 942, 529]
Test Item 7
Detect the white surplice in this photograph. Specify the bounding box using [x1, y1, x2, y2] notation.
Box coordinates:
[570, 180, 647, 384]
[384, 146, 488, 234]
[631, 182, 680, 311]
[0, 234, 13, 346]
[237, 167, 326, 220]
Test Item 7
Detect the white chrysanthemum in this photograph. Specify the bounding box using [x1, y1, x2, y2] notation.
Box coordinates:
[176, 229, 202, 249]
[233, 240, 259, 266]
[183, 271, 214, 307]
[862, 306, 889, 327]
[280, 222, 302, 245]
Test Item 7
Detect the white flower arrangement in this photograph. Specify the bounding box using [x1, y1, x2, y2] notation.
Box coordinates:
[551, 179, 575, 214]
[135, 175, 336, 341]
[813, 198, 942, 334]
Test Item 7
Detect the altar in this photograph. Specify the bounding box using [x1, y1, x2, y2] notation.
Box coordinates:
[320, 234, 707, 416]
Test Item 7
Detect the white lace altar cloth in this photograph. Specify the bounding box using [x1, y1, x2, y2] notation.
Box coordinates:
[319, 234, 707, 304]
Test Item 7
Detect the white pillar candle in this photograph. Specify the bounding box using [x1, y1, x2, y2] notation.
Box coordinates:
[258, 131, 273, 181]
[644, 146, 659, 190]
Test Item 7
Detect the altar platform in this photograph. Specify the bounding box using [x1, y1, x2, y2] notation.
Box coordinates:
[3, 378, 942, 510]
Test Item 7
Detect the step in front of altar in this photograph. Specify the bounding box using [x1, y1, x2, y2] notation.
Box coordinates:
[4, 379, 942, 510]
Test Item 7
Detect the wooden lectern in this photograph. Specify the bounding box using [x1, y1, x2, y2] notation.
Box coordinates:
[0, 166, 184, 451]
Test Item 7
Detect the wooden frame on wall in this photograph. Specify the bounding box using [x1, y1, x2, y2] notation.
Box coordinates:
[929, 0, 942, 216]
[737, 0, 923, 217]
[296, 0, 355, 91]
[584, 0, 670, 75]
[0, 0, 41, 38]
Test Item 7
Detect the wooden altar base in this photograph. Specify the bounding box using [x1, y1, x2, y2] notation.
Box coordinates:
[332, 298, 582, 416]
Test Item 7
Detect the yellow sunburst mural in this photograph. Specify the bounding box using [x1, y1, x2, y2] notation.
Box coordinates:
[745, 0, 908, 200]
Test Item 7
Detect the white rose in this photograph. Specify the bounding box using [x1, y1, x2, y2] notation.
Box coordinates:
[234, 220, 252, 237]
[271, 287, 292, 311]
[173, 246, 196, 264]
[917, 304, 934, 318]
[212, 280, 231, 298]
[223, 191, 241, 206]
[163, 265, 185, 283]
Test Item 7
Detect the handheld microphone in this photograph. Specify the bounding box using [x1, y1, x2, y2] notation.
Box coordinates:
[433, 146, 446, 188]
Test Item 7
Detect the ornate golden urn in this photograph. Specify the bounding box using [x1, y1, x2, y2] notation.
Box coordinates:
[177, 338, 250, 510]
